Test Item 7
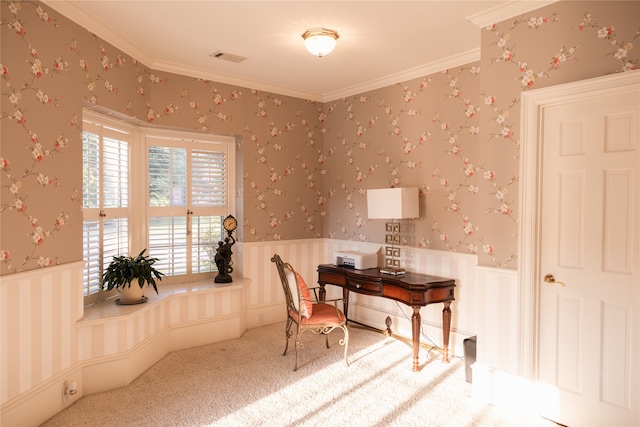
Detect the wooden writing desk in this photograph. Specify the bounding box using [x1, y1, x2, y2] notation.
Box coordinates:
[317, 264, 455, 371]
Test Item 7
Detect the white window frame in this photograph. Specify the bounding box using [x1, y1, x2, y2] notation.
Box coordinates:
[82, 111, 135, 305]
[82, 110, 236, 304]
[141, 128, 236, 285]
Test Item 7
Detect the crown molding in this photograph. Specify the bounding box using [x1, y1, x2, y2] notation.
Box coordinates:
[42, 0, 155, 67]
[322, 49, 481, 102]
[467, 0, 559, 28]
[151, 48, 480, 103]
[41, 0, 321, 101]
[43, 0, 551, 103]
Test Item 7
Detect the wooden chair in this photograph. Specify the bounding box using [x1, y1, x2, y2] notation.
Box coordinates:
[271, 254, 349, 371]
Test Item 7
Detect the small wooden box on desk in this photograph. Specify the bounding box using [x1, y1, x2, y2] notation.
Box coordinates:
[316, 264, 455, 372]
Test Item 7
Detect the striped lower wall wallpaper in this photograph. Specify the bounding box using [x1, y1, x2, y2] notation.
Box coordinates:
[2, 240, 328, 409]
[77, 284, 244, 362]
[2, 238, 496, 422]
[240, 239, 328, 309]
[0, 261, 84, 405]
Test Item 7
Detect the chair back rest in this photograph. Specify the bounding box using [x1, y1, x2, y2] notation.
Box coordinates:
[271, 254, 299, 313]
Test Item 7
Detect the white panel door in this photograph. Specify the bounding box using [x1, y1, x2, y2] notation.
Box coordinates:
[537, 85, 639, 426]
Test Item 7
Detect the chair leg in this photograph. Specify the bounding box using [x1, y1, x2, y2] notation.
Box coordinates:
[342, 325, 350, 367]
[283, 317, 293, 356]
[294, 334, 301, 372]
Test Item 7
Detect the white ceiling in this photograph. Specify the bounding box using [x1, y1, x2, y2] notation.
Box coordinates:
[42, 1, 553, 102]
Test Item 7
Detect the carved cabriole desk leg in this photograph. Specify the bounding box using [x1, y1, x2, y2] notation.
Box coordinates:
[342, 288, 350, 320]
[442, 301, 452, 363]
[318, 283, 326, 302]
[412, 306, 421, 372]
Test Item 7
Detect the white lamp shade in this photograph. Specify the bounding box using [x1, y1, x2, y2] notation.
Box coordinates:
[367, 187, 419, 219]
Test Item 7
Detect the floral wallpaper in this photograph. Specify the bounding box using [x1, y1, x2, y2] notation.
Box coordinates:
[476, 1, 639, 266]
[321, 66, 482, 251]
[321, 0, 638, 267]
[1, 0, 638, 275]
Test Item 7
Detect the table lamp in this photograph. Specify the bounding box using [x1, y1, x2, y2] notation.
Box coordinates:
[366, 187, 419, 275]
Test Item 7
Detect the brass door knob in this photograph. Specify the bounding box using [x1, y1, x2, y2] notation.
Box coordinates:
[543, 274, 565, 287]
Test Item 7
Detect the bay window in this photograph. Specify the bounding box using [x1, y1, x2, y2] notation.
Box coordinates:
[82, 110, 235, 304]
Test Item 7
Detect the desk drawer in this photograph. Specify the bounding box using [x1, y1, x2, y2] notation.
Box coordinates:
[318, 272, 347, 286]
[346, 278, 382, 295]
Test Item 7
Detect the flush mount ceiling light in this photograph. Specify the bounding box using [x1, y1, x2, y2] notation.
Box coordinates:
[301, 27, 339, 57]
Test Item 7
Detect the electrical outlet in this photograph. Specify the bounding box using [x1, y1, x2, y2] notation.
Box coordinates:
[258, 312, 264, 323]
[62, 380, 77, 403]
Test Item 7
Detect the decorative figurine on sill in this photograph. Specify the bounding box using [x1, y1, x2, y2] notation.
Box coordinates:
[215, 215, 237, 283]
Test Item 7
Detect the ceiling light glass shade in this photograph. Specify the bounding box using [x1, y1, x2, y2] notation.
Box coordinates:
[367, 188, 419, 219]
[302, 28, 339, 57]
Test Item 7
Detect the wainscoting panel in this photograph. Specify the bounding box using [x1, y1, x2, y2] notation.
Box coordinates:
[77, 281, 246, 362]
[1, 239, 513, 426]
[475, 265, 519, 374]
[0, 262, 83, 406]
[240, 239, 327, 326]
[1, 270, 247, 427]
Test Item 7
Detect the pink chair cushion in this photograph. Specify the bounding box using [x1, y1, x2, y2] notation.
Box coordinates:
[295, 272, 313, 319]
[285, 269, 313, 319]
[288, 303, 346, 325]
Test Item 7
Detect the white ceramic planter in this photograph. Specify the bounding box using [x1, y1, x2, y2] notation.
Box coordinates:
[117, 283, 146, 304]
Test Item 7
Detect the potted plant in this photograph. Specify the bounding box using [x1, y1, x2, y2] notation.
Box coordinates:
[102, 249, 165, 305]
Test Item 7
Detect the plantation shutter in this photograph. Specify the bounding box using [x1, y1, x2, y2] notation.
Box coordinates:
[146, 134, 231, 281]
[192, 148, 226, 207]
[190, 149, 227, 274]
[82, 119, 130, 304]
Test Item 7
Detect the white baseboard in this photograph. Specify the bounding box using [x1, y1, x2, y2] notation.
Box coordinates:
[0, 365, 84, 427]
[471, 362, 538, 416]
[84, 314, 247, 395]
[0, 313, 247, 427]
[246, 302, 285, 328]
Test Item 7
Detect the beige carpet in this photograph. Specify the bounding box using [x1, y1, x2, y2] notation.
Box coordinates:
[42, 322, 555, 427]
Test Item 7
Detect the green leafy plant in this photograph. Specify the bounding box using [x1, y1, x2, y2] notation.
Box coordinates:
[102, 249, 165, 294]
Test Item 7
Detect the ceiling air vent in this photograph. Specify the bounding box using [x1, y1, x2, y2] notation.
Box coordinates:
[209, 50, 247, 63]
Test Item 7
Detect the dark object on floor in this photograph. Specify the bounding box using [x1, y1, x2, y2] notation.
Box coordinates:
[463, 335, 477, 383]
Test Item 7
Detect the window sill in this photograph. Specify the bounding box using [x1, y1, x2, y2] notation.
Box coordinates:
[81, 278, 247, 323]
